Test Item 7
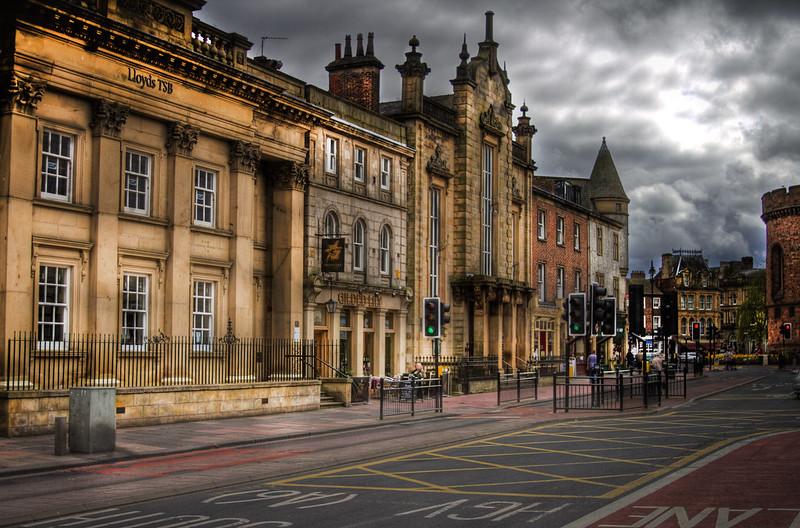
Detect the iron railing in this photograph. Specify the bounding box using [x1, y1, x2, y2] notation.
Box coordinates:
[553, 371, 681, 412]
[3, 332, 339, 390]
[497, 371, 539, 405]
[379, 376, 443, 419]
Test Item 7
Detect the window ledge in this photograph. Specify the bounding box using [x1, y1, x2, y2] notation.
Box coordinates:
[33, 198, 94, 215]
[119, 212, 170, 226]
[191, 225, 234, 238]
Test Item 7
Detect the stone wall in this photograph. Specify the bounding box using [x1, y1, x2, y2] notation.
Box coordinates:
[0, 381, 320, 437]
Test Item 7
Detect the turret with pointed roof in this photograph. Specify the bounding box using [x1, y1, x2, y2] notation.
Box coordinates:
[586, 137, 629, 230]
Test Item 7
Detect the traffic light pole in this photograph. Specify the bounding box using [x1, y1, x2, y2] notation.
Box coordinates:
[434, 337, 440, 379]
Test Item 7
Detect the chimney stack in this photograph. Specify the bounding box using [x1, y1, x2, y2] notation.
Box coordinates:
[326, 33, 384, 112]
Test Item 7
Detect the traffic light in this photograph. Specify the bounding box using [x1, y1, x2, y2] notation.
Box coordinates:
[691, 321, 701, 341]
[590, 284, 607, 336]
[567, 292, 586, 336]
[661, 292, 678, 337]
[599, 297, 616, 336]
[422, 297, 440, 338]
[440, 302, 451, 328]
[780, 322, 792, 339]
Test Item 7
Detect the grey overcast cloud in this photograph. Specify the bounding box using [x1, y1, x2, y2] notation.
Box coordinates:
[201, 0, 800, 274]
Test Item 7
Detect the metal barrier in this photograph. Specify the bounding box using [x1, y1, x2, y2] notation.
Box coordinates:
[497, 371, 539, 405]
[553, 371, 666, 412]
[379, 377, 443, 419]
[4, 332, 337, 390]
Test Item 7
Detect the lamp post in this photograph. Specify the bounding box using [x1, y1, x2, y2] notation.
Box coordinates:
[324, 275, 340, 372]
[649, 260, 657, 361]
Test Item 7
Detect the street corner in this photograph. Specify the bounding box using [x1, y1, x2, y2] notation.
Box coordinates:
[574, 430, 800, 528]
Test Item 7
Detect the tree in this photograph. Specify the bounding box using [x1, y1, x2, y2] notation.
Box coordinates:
[736, 272, 767, 351]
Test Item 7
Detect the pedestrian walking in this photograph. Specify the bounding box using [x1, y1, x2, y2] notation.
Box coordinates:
[588, 350, 599, 406]
[626, 349, 635, 371]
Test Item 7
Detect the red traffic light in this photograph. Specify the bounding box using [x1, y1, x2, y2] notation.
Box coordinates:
[780, 322, 792, 339]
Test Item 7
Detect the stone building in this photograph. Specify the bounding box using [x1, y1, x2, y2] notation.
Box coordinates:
[714, 257, 764, 353]
[379, 13, 535, 368]
[530, 177, 589, 363]
[656, 250, 720, 350]
[762, 185, 800, 362]
[301, 35, 414, 377]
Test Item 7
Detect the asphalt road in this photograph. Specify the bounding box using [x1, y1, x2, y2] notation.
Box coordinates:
[12, 371, 800, 528]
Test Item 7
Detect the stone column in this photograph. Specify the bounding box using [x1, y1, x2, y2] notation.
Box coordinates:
[396, 310, 407, 377]
[87, 99, 129, 385]
[375, 309, 387, 377]
[163, 122, 199, 383]
[510, 300, 518, 370]
[329, 306, 342, 371]
[269, 161, 307, 340]
[0, 73, 45, 388]
[353, 308, 365, 377]
[228, 140, 260, 338]
[495, 300, 505, 371]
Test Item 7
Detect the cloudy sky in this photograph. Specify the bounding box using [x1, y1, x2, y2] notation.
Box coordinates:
[201, 0, 799, 274]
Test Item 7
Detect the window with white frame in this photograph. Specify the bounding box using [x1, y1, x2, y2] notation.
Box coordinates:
[380, 157, 392, 190]
[429, 187, 441, 296]
[353, 219, 365, 272]
[325, 137, 338, 174]
[379, 224, 391, 275]
[688, 295, 695, 310]
[121, 274, 148, 347]
[699, 295, 706, 310]
[653, 297, 661, 309]
[324, 210, 339, 237]
[574, 270, 582, 292]
[653, 315, 661, 328]
[354, 147, 366, 182]
[194, 168, 216, 227]
[537, 210, 546, 240]
[481, 143, 493, 275]
[681, 294, 687, 309]
[537, 262, 545, 302]
[556, 216, 565, 246]
[37, 265, 70, 343]
[192, 280, 215, 348]
[124, 151, 151, 215]
[41, 129, 74, 201]
[556, 266, 565, 299]
[573, 222, 581, 251]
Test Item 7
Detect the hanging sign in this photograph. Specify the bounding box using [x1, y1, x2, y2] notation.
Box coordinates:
[321, 237, 345, 273]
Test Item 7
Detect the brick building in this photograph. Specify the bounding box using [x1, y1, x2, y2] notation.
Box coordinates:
[713, 257, 765, 354]
[530, 178, 589, 362]
[762, 185, 800, 362]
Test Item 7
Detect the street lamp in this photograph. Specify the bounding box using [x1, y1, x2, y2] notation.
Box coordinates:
[324, 275, 337, 314]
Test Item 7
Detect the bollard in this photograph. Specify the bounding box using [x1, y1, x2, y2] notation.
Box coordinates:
[54, 416, 68, 456]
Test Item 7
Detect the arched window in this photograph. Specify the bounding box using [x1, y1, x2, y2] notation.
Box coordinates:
[379, 225, 391, 275]
[324, 211, 339, 237]
[681, 317, 687, 335]
[771, 243, 784, 299]
[353, 219, 366, 272]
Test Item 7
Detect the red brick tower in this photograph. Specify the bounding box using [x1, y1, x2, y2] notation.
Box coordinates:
[326, 33, 384, 112]
[761, 185, 800, 362]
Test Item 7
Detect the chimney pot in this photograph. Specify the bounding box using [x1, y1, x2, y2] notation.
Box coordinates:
[485, 11, 494, 41]
[344, 34, 352, 57]
[356, 33, 364, 56]
[335, 42, 341, 60]
[366, 32, 375, 56]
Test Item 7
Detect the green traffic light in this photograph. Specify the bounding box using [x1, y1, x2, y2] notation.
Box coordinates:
[426, 326, 435, 335]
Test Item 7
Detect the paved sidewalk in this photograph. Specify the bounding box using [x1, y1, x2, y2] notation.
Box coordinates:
[0, 367, 765, 477]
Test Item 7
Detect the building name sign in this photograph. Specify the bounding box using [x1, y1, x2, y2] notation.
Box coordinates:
[338, 292, 382, 309]
[127, 67, 174, 94]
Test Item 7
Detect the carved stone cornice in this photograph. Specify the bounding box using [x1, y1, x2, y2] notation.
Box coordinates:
[229, 140, 261, 174]
[479, 105, 504, 137]
[90, 99, 129, 138]
[117, 0, 185, 32]
[512, 123, 537, 137]
[4, 73, 46, 115]
[270, 161, 309, 192]
[426, 144, 453, 179]
[166, 122, 200, 156]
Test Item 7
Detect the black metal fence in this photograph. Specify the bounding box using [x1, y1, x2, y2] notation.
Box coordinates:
[3, 332, 341, 390]
[497, 371, 539, 405]
[379, 377, 443, 419]
[553, 370, 686, 412]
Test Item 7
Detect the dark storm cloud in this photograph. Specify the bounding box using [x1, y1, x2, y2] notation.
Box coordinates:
[200, 0, 797, 273]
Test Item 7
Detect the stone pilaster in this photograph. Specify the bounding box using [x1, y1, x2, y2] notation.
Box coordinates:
[396, 310, 407, 377]
[375, 309, 387, 377]
[353, 308, 365, 377]
[228, 140, 261, 337]
[269, 161, 308, 340]
[164, 122, 200, 338]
